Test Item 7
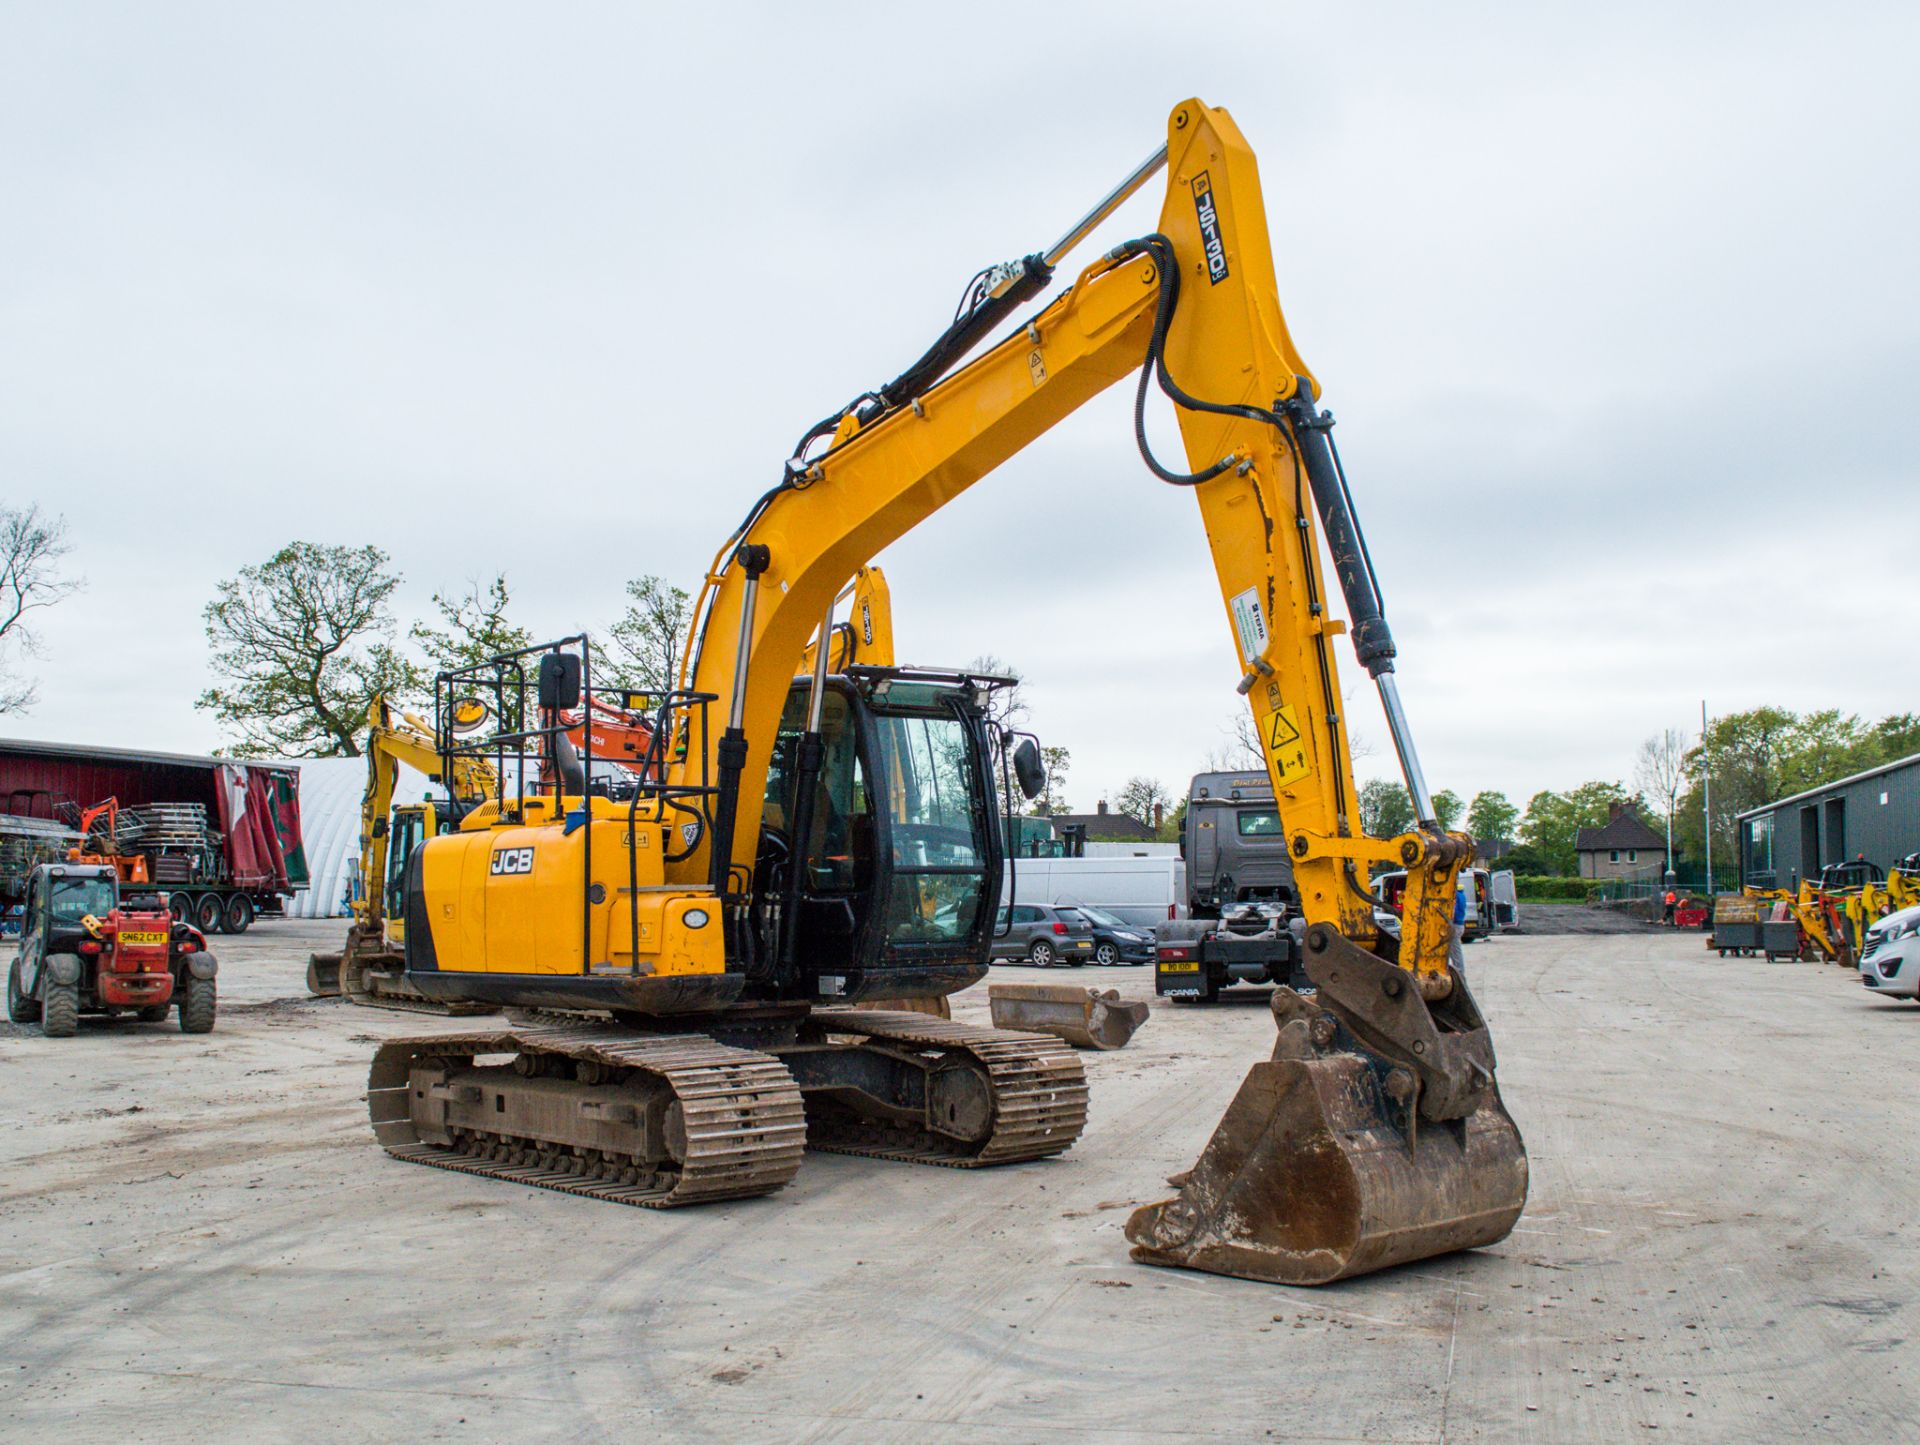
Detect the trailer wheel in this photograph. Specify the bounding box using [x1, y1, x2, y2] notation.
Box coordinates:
[192, 894, 224, 934]
[42, 967, 80, 1038]
[223, 893, 254, 934]
[179, 972, 216, 1034]
[168, 893, 188, 923]
[7, 958, 40, 1023]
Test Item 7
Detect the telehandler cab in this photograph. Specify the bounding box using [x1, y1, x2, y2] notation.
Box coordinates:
[7, 863, 217, 1037]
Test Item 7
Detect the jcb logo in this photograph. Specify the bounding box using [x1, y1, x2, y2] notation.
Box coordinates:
[1192, 171, 1229, 285]
[490, 846, 536, 876]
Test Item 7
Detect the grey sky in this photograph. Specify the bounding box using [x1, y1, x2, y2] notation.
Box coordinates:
[3, 3, 1915, 812]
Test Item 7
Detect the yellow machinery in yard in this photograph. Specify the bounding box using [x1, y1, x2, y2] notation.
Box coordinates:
[363, 98, 1528, 1286]
[306, 699, 501, 1013]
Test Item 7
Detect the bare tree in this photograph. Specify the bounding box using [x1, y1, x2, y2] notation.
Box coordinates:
[597, 575, 692, 698]
[966, 653, 1028, 731]
[1115, 774, 1172, 829]
[0, 503, 83, 713]
[198, 542, 417, 756]
[1635, 726, 1688, 871]
[1203, 709, 1265, 771]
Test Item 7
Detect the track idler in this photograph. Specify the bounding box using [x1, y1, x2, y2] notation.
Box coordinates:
[1126, 925, 1527, 1285]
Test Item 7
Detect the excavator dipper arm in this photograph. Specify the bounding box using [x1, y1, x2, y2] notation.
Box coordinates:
[656, 97, 1526, 1283]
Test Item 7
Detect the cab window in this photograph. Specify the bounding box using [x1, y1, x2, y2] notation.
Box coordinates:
[51, 877, 116, 924]
[1237, 809, 1283, 837]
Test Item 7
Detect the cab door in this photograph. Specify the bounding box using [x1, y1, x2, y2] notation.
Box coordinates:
[384, 805, 438, 948]
[1490, 870, 1518, 930]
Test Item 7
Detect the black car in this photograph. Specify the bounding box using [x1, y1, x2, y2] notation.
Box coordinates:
[1055, 905, 1155, 965]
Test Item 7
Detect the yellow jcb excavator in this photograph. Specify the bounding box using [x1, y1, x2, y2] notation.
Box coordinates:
[362, 98, 1529, 1286]
[306, 698, 501, 1013]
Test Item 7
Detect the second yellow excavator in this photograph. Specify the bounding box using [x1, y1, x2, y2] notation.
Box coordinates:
[361, 98, 1528, 1286]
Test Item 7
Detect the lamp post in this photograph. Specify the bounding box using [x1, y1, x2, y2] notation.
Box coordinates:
[1701, 700, 1713, 897]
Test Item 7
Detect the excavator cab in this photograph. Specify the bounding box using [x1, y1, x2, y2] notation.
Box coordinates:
[754, 667, 1008, 1005]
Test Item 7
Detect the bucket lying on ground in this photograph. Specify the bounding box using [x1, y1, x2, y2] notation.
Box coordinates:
[987, 983, 1149, 1050]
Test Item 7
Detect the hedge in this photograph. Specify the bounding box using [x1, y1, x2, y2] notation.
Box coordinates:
[1514, 875, 1604, 903]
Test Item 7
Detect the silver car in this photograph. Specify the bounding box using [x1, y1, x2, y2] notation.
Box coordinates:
[1860, 904, 1920, 1001]
[990, 903, 1097, 966]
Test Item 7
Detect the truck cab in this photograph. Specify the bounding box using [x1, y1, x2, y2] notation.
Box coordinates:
[1181, 771, 1294, 918]
[6, 863, 217, 1037]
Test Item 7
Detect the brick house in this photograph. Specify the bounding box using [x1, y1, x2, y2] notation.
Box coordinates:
[1574, 803, 1666, 880]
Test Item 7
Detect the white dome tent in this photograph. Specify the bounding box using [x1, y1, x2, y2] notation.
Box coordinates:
[287, 756, 440, 919]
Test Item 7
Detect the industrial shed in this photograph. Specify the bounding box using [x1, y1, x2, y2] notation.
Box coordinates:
[1736, 752, 1920, 889]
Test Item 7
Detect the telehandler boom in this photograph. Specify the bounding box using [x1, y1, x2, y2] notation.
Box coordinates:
[367, 99, 1528, 1285]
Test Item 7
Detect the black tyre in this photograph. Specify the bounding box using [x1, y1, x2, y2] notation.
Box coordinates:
[7, 958, 40, 1023]
[1094, 943, 1119, 966]
[179, 973, 216, 1034]
[168, 892, 188, 923]
[137, 1004, 171, 1023]
[1027, 939, 1056, 967]
[192, 893, 223, 934]
[223, 893, 254, 935]
[42, 974, 80, 1038]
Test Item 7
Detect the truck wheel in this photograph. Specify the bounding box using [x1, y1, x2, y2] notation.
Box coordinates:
[168, 892, 189, 923]
[1027, 939, 1057, 967]
[192, 894, 224, 934]
[179, 973, 217, 1034]
[1095, 943, 1119, 966]
[7, 958, 40, 1023]
[42, 972, 80, 1038]
[223, 894, 254, 934]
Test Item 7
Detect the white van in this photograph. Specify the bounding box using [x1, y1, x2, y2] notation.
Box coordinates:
[1372, 866, 1519, 939]
[1001, 855, 1187, 930]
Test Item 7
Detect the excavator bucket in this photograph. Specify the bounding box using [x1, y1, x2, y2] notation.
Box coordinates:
[307, 952, 343, 997]
[988, 983, 1149, 1050]
[1126, 955, 1527, 1285]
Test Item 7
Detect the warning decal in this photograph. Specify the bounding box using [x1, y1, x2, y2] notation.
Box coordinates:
[1264, 704, 1311, 787]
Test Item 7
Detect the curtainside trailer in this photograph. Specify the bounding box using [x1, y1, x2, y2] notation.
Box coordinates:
[0, 738, 306, 933]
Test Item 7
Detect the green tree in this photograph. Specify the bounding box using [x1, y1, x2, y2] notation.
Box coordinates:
[597, 575, 692, 698]
[198, 542, 417, 756]
[1031, 745, 1072, 817]
[1359, 778, 1413, 837]
[1156, 796, 1187, 843]
[1465, 789, 1519, 844]
[1673, 705, 1920, 876]
[1430, 788, 1463, 830]
[1116, 775, 1172, 830]
[409, 574, 532, 682]
[1518, 781, 1638, 874]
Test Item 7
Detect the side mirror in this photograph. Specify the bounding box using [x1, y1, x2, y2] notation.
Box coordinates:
[537, 652, 582, 711]
[1012, 738, 1046, 801]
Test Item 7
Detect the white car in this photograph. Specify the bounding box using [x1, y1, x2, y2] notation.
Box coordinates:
[1859, 904, 1920, 1001]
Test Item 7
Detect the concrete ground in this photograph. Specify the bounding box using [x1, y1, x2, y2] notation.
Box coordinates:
[2, 920, 1915, 1443]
